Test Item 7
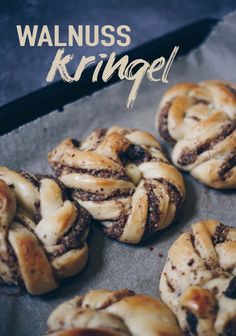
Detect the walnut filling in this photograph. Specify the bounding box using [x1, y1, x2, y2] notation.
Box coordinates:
[120, 144, 151, 165]
[144, 182, 161, 236]
[157, 178, 183, 209]
[34, 199, 41, 223]
[158, 102, 175, 142]
[0, 244, 21, 284]
[71, 188, 134, 202]
[212, 223, 230, 245]
[186, 310, 198, 336]
[177, 122, 236, 166]
[56, 166, 128, 181]
[225, 277, 236, 299]
[218, 149, 236, 181]
[55, 206, 90, 255]
[95, 289, 135, 309]
[103, 214, 128, 239]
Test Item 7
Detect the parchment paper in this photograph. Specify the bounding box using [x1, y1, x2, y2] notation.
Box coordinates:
[0, 11, 236, 336]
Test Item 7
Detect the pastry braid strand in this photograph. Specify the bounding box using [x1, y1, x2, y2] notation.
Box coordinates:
[160, 219, 236, 336]
[48, 126, 185, 244]
[46, 288, 182, 336]
[156, 80, 236, 189]
[0, 167, 90, 295]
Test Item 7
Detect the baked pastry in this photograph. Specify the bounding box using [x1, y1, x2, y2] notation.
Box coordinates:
[160, 219, 236, 336]
[156, 80, 236, 189]
[48, 126, 185, 244]
[46, 288, 182, 335]
[0, 166, 90, 295]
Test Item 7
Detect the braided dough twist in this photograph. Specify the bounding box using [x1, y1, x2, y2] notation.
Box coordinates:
[156, 80, 236, 189]
[46, 288, 182, 336]
[0, 167, 90, 295]
[48, 126, 185, 244]
[160, 219, 236, 336]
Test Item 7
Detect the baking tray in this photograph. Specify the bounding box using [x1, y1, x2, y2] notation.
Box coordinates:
[1, 16, 235, 336]
[0, 18, 217, 135]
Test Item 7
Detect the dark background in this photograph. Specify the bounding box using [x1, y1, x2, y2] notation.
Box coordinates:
[1, 0, 236, 108]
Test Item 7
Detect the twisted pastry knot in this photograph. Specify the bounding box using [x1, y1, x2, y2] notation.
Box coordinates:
[156, 80, 236, 189]
[160, 219, 236, 336]
[0, 166, 90, 295]
[46, 288, 182, 336]
[48, 126, 185, 244]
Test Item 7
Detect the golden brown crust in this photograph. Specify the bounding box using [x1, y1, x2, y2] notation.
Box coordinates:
[0, 167, 90, 295]
[46, 289, 182, 336]
[160, 219, 236, 335]
[156, 80, 236, 189]
[48, 126, 185, 244]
